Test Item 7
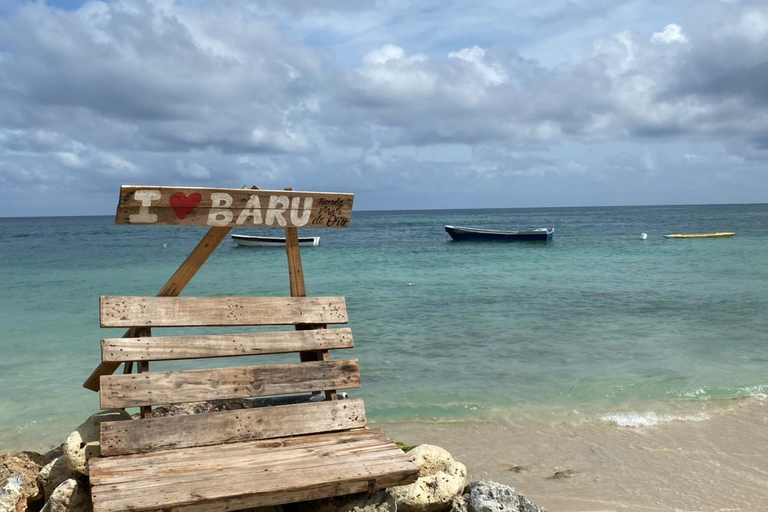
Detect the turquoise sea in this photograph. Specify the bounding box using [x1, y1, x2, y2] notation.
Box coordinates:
[1, 204, 767, 451]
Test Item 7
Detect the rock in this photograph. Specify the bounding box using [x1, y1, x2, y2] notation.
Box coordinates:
[389, 444, 467, 512]
[64, 410, 131, 475]
[289, 491, 395, 512]
[451, 494, 469, 512]
[550, 469, 576, 480]
[1, 451, 47, 512]
[38, 456, 78, 500]
[146, 399, 255, 418]
[450, 482, 548, 512]
[467, 481, 519, 512]
[517, 493, 548, 512]
[40, 479, 90, 512]
[146, 394, 352, 420]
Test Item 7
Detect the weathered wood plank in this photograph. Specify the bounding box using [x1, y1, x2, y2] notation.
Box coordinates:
[99, 399, 367, 456]
[90, 429, 419, 512]
[94, 450, 412, 495]
[92, 431, 398, 485]
[93, 429, 387, 473]
[83, 225, 232, 391]
[100, 296, 348, 328]
[153, 475, 415, 512]
[93, 457, 416, 512]
[116, 186, 353, 228]
[101, 328, 354, 362]
[99, 359, 360, 409]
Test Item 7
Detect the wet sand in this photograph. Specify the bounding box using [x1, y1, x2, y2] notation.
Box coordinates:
[380, 399, 768, 512]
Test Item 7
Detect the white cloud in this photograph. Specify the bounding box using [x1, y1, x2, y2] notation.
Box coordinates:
[250, 126, 314, 153]
[448, 46, 508, 86]
[355, 45, 436, 101]
[53, 152, 85, 168]
[737, 9, 768, 42]
[175, 159, 210, 179]
[362, 44, 409, 66]
[96, 152, 139, 176]
[566, 161, 589, 173]
[650, 23, 688, 44]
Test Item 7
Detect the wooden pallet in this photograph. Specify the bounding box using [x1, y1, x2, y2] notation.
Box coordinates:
[84, 185, 418, 512]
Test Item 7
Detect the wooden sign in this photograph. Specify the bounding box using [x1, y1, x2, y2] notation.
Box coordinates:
[116, 186, 354, 228]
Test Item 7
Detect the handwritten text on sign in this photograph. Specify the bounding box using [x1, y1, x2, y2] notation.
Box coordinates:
[116, 186, 354, 228]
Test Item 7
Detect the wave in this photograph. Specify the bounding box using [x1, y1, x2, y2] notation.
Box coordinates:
[601, 411, 710, 427]
[668, 384, 768, 401]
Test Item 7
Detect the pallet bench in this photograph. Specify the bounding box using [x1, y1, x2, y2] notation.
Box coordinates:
[82, 185, 418, 512]
[89, 295, 419, 512]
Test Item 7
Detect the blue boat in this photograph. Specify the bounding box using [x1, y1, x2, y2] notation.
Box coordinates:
[444, 225, 554, 242]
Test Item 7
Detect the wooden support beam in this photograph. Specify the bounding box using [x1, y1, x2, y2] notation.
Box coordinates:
[83, 225, 232, 391]
[137, 359, 151, 419]
[136, 325, 152, 418]
[284, 187, 336, 401]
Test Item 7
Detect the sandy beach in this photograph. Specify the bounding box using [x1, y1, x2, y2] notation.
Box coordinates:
[382, 398, 768, 512]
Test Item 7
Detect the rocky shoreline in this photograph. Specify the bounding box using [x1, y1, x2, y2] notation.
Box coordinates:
[1, 407, 550, 512]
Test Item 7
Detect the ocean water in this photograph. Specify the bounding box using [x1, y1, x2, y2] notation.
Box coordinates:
[1, 204, 767, 451]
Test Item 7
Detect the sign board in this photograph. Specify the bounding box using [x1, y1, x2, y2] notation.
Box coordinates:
[116, 186, 354, 228]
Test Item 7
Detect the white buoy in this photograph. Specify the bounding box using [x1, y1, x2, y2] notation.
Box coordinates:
[640, 233, 648, 240]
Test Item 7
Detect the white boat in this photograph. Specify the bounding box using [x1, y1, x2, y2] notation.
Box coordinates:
[231, 234, 320, 247]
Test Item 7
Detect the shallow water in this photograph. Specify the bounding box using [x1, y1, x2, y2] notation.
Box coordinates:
[385, 398, 768, 511]
[1, 204, 767, 451]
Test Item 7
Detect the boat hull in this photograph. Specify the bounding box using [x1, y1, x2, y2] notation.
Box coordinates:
[444, 226, 553, 242]
[663, 233, 735, 239]
[232, 235, 320, 247]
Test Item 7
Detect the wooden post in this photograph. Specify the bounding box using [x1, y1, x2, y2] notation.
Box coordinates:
[134, 328, 152, 418]
[284, 188, 337, 401]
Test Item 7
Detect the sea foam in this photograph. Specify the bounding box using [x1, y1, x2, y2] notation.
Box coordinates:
[601, 411, 710, 427]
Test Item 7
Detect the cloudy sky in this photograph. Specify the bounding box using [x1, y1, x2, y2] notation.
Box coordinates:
[0, 0, 766, 216]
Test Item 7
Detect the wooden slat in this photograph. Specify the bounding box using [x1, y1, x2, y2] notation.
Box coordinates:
[95, 448, 410, 493]
[92, 439, 411, 505]
[99, 398, 367, 456]
[90, 429, 418, 512]
[91, 431, 397, 485]
[99, 359, 360, 409]
[94, 429, 386, 473]
[100, 296, 348, 328]
[101, 328, 354, 362]
[116, 186, 353, 228]
[83, 225, 232, 391]
[95, 473, 415, 512]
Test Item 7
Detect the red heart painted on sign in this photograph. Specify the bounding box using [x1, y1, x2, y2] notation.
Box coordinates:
[169, 192, 202, 220]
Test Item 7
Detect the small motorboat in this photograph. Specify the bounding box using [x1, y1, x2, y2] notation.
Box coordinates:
[444, 225, 554, 242]
[663, 232, 735, 239]
[232, 234, 320, 247]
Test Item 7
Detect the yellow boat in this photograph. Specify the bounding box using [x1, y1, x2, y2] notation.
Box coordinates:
[663, 232, 735, 239]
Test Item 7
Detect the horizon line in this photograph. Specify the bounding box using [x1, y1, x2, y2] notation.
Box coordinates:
[0, 201, 766, 220]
